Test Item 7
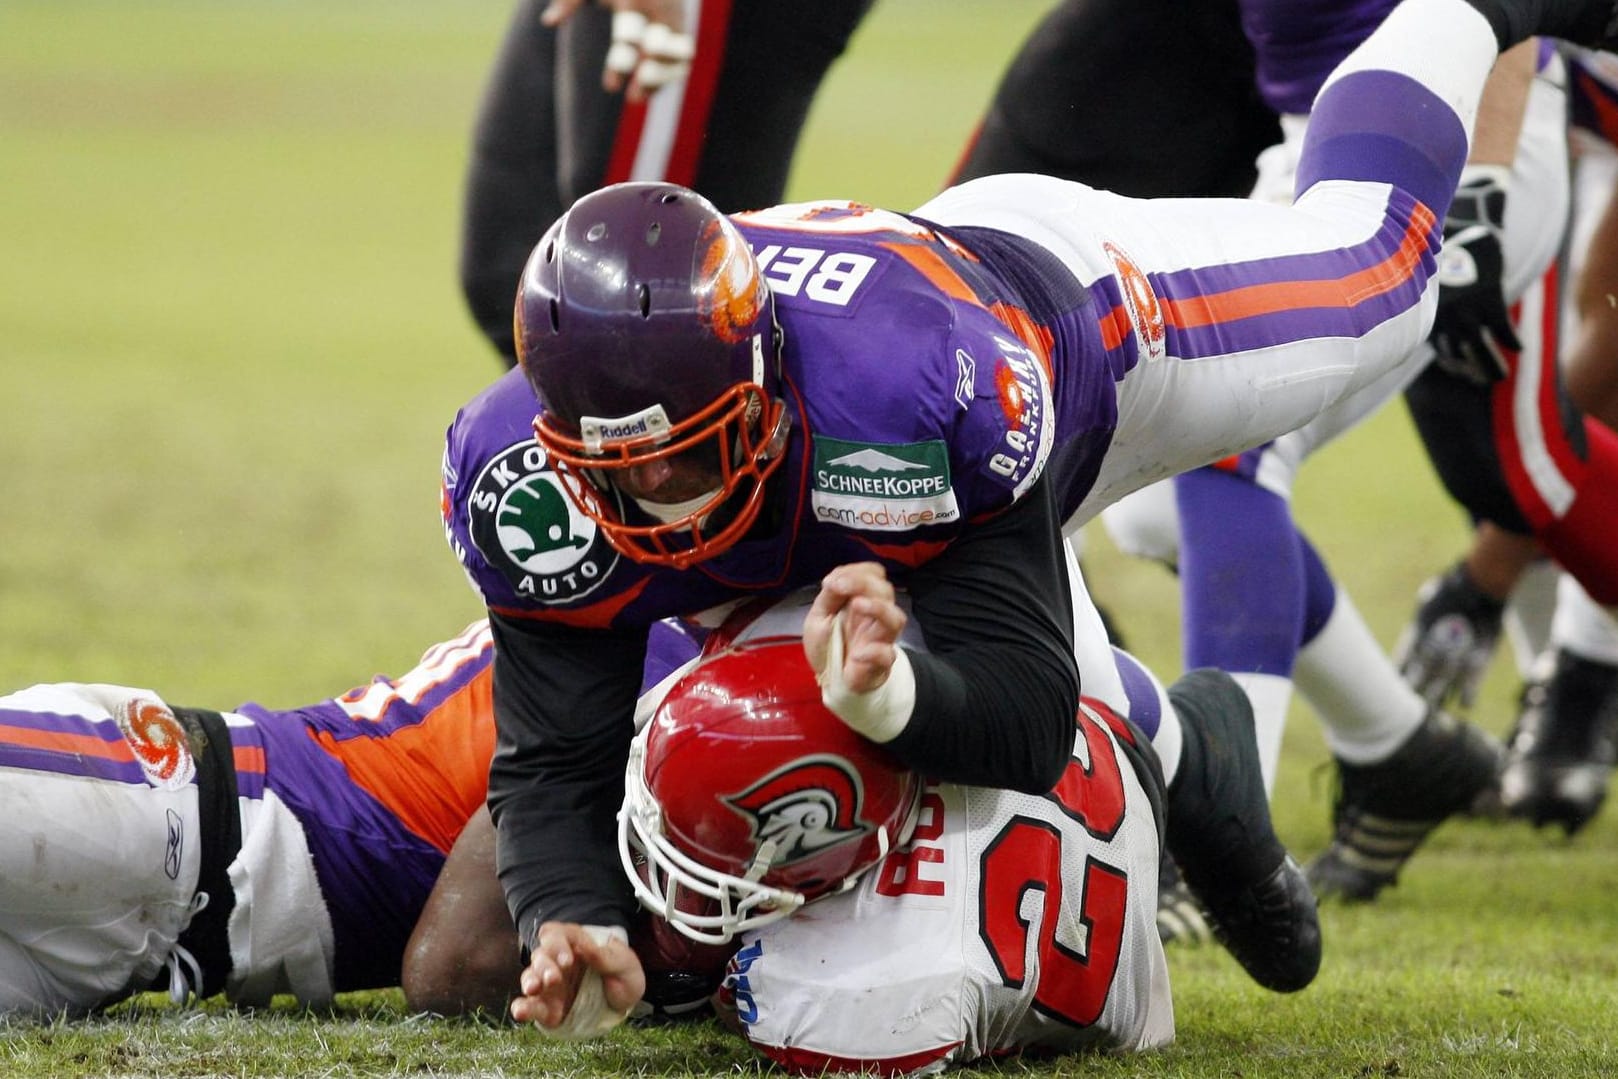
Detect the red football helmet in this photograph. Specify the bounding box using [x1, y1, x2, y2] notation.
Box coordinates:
[517, 182, 790, 569]
[618, 637, 923, 944]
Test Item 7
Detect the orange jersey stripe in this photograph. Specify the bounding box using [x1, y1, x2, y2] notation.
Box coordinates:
[308, 667, 496, 855]
[0, 722, 134, 762]
[1162, 204, 1437, 329]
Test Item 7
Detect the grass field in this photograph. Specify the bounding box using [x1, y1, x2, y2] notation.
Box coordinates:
[3, 2, 1617, 1076]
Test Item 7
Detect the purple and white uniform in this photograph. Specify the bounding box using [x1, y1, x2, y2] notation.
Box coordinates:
[0, 623, 498, 1016]
[442, 0, 1503, 943]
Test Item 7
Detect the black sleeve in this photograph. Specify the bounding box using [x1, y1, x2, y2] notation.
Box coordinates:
[1402, 363, 1535, 533]
[486, 610, 648, 949]
[889, 474, 1079, 794]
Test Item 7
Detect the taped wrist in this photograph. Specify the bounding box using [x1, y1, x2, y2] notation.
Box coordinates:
[818, 612, 916, 743]
[537, 925, 632, 1041]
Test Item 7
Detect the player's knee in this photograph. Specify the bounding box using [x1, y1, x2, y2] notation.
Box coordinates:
[401, 930, 519, 1020]
[1100, 483, 1181, 568]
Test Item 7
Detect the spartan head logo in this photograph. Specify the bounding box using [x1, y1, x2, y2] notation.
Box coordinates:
[724, 754, 872, 864]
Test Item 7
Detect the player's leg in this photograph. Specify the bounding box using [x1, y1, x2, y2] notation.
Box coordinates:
[951, 0, 1277, 199]
[1057, 539, 1319, 989]
[1105, 450, 1504, 903]
[1290, 542, 1506, 902]
[1159, 668, 1321, 992]
[1055, 1, 1534, 519]
[460, 0, 568, 365]
[685, 0, 872, 210]
[402, 807, 522, 1017]
[0, 685, 205, 1017]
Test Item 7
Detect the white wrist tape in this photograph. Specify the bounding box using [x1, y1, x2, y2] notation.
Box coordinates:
[539, 925, 632, 1041]
[641, 22, 695, 61]
[818, 611, 916, 743]
[606, 11, 649, 75]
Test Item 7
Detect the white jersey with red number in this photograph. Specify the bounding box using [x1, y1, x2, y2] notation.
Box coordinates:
[725, 701, 1172, 1076]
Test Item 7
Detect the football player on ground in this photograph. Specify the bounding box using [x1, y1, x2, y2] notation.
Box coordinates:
[440, 0, 1618, 1035]
[618, 586, 1312, 1070]
[0, 618, 700, 1020]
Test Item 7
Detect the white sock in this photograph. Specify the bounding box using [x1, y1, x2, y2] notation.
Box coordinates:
[1295, 591, 1427, 763]
[1228, 671, 1292, 798]
[1553, 574, 1618, 665]
[1504, 560, 1561, 675]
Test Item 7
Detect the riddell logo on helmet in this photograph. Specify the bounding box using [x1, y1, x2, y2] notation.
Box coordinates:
[581, 406, 671, 452]
[724, 754, 872, 864]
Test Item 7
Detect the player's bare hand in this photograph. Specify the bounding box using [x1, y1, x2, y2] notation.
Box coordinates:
[804, 562, 907, 694]
[510, 922, 645, 1036]
[540, 0, 692, 102]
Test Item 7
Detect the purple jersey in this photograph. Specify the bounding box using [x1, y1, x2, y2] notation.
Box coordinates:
[442, 203, 1103, 628]
[228, 622, 497, 991]
[227, 617, 700, 992]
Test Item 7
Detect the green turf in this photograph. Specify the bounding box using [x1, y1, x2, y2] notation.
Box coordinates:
[4, 1, 1617, 1076]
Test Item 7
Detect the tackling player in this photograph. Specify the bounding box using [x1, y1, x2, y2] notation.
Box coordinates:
[440, 0, 1618, 1036]
[960, 0, 1618, 901]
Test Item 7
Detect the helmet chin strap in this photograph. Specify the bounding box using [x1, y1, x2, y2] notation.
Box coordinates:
[632, 487, 723, 528]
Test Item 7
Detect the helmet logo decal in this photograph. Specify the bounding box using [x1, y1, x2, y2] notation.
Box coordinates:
[702, 219, 764, 344]
[469, 440, 620, 603]
[724, 754, 872, 865]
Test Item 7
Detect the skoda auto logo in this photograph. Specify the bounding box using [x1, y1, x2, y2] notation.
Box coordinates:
[469, 441, 619, 603]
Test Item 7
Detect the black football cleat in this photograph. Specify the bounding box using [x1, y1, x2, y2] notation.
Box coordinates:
[1306, 710, 1503, 902]
[1499, 650, 1618, 836]
[1164, 669, 1321, 993]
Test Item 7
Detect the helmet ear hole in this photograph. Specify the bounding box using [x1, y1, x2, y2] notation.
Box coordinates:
[645, 222, 662, 245]
[638, 283, 652, 318]
[544, 240, 556, 263]
[548, 297, 560, 332]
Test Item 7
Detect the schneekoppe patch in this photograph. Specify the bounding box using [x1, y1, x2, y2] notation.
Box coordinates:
[468, 441, 620, 604]
[810, 436, 960, 531]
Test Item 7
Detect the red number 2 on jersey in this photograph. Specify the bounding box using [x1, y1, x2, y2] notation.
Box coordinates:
[978, 702, 1132, 1027]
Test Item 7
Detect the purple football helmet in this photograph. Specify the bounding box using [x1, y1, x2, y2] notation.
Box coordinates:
[516, 182, 789, 569]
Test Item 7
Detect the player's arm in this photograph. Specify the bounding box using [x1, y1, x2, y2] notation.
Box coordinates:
[486, 611, 653, 1033]
[485, 611, 648, 944]
[1428, 39, 1538, 382]
[809, 475, 1079, 794]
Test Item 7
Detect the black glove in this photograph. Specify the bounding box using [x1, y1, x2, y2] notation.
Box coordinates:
[1429, 170, 1520, 387]
[1392, 561, 1506, 711]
